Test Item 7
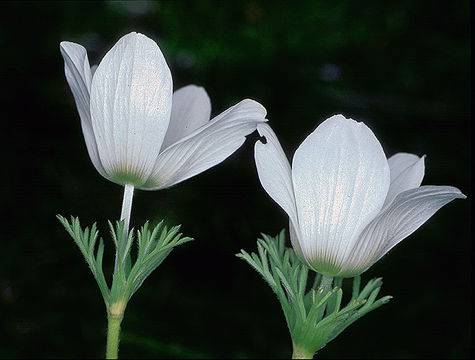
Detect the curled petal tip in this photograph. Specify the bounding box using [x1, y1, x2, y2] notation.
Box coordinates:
[457, 191, 467, 199]
[59, 40, 72, 47]
[440, 185, 466, 199]
[240, 98, 267, 117]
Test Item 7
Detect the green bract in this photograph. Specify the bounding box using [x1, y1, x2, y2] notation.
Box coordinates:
[57, 215, 192, 309]
[237, 231, 392, 359]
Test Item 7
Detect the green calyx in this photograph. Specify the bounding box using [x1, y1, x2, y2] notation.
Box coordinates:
[307, 258, 342, 278]
[108, 170, 146, 188]
[237, 231, 392, 359]
[307, 259, 365, 279]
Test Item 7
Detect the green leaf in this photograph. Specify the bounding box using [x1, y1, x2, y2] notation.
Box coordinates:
[58, 215, 193, 310]
[237, 231, 392, 358]
[57, 215, 110, 308]
[124, 221, 193, 300]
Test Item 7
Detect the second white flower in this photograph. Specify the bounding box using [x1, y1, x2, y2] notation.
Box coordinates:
[254, 115, 465, 277]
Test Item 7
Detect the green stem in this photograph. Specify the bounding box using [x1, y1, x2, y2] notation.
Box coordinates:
[319, 274, 333, 293]
[106, 184, 134, 359]
[106, 316, 121, 359]
[106, 301, 126, 359]
[292, 343, 315, 359]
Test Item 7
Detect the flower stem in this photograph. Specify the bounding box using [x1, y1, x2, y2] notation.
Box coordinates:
[106, 302, 125, 359]
[106, 315, 121, 359]
[106, 184, 134, 358]
[120, 184, 134, 239]
[106, 301, 126, 359]
[319, 274, 333, 292]
[115, 183, 134, 273]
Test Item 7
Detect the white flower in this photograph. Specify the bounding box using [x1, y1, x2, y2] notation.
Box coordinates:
[254, 115, 465, 277]
[60, 32, 266, 190]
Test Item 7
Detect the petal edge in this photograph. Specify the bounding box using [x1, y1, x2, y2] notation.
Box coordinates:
[142, 99, 266, 189]
[254, 123, 299, 230]
[341, 185, 466, 276]
[161, 85, 211, 149]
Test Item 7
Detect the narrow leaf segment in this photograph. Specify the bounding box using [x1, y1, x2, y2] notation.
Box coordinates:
[58, 215, 193, 310]
[236, 231, 392, 359]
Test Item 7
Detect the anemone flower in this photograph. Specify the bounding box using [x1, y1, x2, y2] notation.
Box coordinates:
[254, 115, 465, 277]
[60, 32, 267, 192]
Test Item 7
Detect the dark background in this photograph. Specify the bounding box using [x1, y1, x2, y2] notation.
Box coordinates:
[0, 1, 470, 358]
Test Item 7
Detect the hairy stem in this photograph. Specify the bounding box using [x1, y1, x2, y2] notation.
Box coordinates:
[319, 274, 333, 292]
[106, 304, 124, 359]
[107, 184, 134, 358]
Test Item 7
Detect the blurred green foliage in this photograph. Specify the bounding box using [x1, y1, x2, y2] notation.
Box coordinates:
[0, 0, 469, 358]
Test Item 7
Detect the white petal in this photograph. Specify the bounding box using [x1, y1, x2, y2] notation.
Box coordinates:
[141, 99, 266, 190]
[383, 152, 425, 208]
[289, 220, 304, 260]
[161, 85, 211, 149]
[60, 41, 106, 177]
[60, 42, 92, 110]
[253, 123, 299, 234]
[291, 114, 390, 274]
[342, 185, 466, 276]
[90, 32, 172, 185]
